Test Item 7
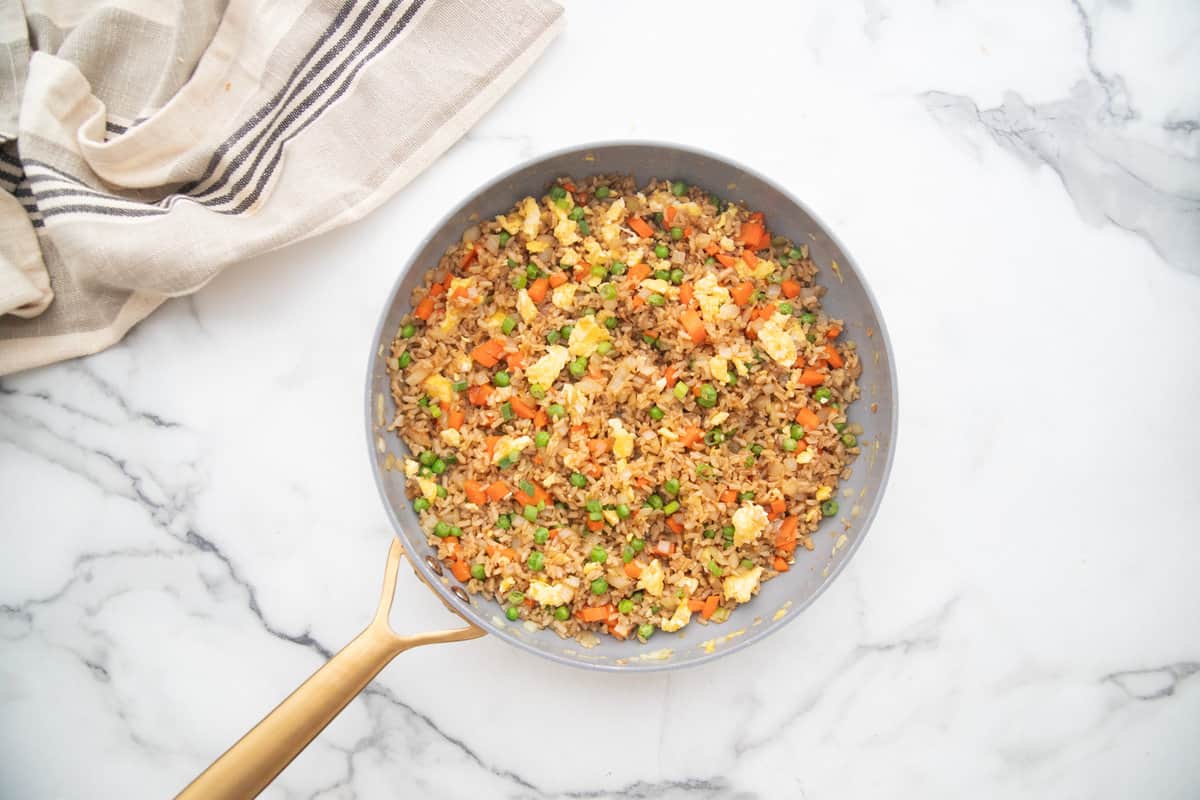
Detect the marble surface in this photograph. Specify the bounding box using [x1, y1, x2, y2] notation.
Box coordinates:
[3, 1, 1199, 797]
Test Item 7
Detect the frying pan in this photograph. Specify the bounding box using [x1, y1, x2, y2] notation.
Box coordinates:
[178, 142, 898, 798]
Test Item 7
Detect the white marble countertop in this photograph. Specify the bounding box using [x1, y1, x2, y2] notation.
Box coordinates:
[3, 1, 1199, 797]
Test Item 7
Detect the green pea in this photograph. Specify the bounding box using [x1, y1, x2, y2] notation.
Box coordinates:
[604, 315, 618, 330]
[740, 558, 755, 570]
[589, 546, 607, 563]
[507, 257, 520, 269]
[437, 484, 448, 498]
[452, 380, 469, 393]
[670, 226, 683, 241]
[554, 605, 570, 621]
[397, 351, 412, 368]
[596, 341, 613, 356]
[662, 500, 680, 515]
[569, 206, 585, 221]
[649, 405, 665, 421]
[821, 500, 839, 517]
[663, 478, 680, 497]
[523, 505, 539, 522]
[547, 403, 566, 419]
[806, 333, 818, 343]
[589, 511, 603, 522]
[673, 382, 689, 401]
[739, 491, 755, 502]
[599, 283, 617, 301]
[528, 384, 546, 401]
[841, 433, 858, 448]
[697, 383, 718, 408]
[431, 458, 446, 474]
[632, 538, 645, 552]
[549, 186, 567, 200]
[569, 356, 588, 377]
[750, 444, 763, 456]
[669, 268, 684, 285]
[637, 623, 655, 641]
[534, 526, 549, 544]
[778, 302, 793, 315]
[833, 421, 847, 432]
[788, 247, 803, 259]
[546, 329, 560, 345]
[526, 264, 540, 280]
[621, 544, 636, 563]
[505, 606, 520, 621]
[418, 450, 436, 467]
[500, 402, 514, 421]
[696, 463, 712, 478]
[496, 455, 515, 469]
[705, 428, 725, 446]
[501, 316, 517, 335]
[450, 525, 461, 537]
[511, 273, 527, 290]
[705, 256, 716, 266]
[401, 323, 416, 339]
[791, 424, 805, 440]
[670, 180, 687, 197]
[702, 529, 716, 539]
[800, 312, 816, 325]
[413, 497, 430, 513]
[428, 405, 442, 419]
[654, 244, 669, 259]
[618, 598, 635, 614]
[496, 514, 511, 530]
[499, 231, 511, 247]
[470, 563, 486, 580]
[609, 260, 627, 275]
[647, 494, 664, 510]
[569, 472, 588, 488]
[434, 521, 451, 537]
[560, 325, 574, 339]
[535, 431, 550, 449]
[653, 212, 664, 226]
[509, 591, 525, 604]
[814, 387, 832, 404]
[527, 551, 545, 571]
[591, 577, 609, 595]
[595, 186, 610, 199]
[708, 559, 723, 576]
[648, 293, 666, 307]
[721, 525, 735, 542]
[586, 499, 602, 513]
[782, 438, 797, 452]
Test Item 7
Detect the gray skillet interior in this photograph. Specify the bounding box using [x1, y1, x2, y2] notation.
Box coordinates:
[365, 142, 898, 672]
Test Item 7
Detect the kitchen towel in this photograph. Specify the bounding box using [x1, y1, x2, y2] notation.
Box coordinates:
[0, 0, 563, 375]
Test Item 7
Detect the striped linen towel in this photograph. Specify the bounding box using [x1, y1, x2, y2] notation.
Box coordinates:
[0, 0, 563, 375]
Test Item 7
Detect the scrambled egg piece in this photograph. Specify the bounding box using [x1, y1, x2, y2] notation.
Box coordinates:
[693, 273, 731, 323]
[661, 599, 692, 632]
[481, 310, 509, 336]
[723, 566, 764, 603]
[640, 278, 670, 295]
[553, 215, 580, 246]
[815, 486, 833, 502]
[608, 418, 635, 459]
[552, 283, 577, 310]
[438, 277, 482, 334]
[796, 449, 814, 465]
[637, 558, 665, 597]
[499, 575, 515, 593]
[567, 315, 611, 357]
[526, 345, 569, 388]
[423, 374, 454, 405]
[516, 288, 538, 323]
[758, 313, 797, 367]
[528, 581, 575, 607]
[600, 224, 622, 246]
[736, 257, 776, 281]
[439, 428, 462, 448]
[416, 477, 439, 501]
[526, 240, 550, 253]
[560, 248, 579, 266]
[496, 213, 521, 236]
[732, 503, 769, 547]
[491, 435, 532, 466]
[560, 382, 590, 421]
[708, 356, 729, 384]
[520, 196, 541, 238]
[603, 197, 626, 223]
[403, 458, 419, 478]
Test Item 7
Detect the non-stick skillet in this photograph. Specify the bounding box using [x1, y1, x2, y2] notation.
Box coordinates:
[178, 142, 898, 798]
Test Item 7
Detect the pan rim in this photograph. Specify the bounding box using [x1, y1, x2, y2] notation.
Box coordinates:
[363, 139, 899, 672]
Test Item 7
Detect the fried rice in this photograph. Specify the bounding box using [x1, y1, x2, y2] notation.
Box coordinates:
[385, 174, 862, 645]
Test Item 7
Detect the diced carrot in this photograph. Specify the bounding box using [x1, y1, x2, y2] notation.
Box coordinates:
[563, 182, 576, 192]
[825, 344, 844, 369]
[534, 484, 552, 506]
[570, 424, 588, 435]
[664, 365, 678, 387]
[666, 516, 684, 535]
[715, 253, 738, 268]
[623, 561, 643, 579]
[635, 476, 651, 489]
[826, 325, 841, 339]
[587, 518, 605, 531]
[485, 435, 501, 460]
[609, 620, 631, 639]
[742, 248, 759, 268]
[578, 605, 614, 622]
[459, 244, 480, 269]
[575, 263, 590, 282]
[665, 205, 677, 224]
[798, 369, 826, 387]
[429, 282, 446, 297]
[631, 295, 646, 309]
[510, 396, 537, 419]
[467, 384, 494, 406]
[749, 211, 764, 224]
[684, 226, 694, 237]
[738, 221, 766, 250]
[470, 338, 506, 368]
[731, 281, 754, 306]
[587, 463, 603, 479]
[628, 216, 654, 238]
[770, 498, 787, 514]
[757, 303, 777, 320]
[450, 284, 469, 300]
[775, 515, 799, 552]
[548, 528, 560, 540]
[653, 540, 675, 556]
[505, 351, 524, 371]
[446, 408, 465, 430]
[549, 272, 568, 288]
[528, 277, 549, 303]
[773, 557, 790, 572]
[687, 598, 706, 612]
[464, 480, 487, 505]
[795, 408, 820, 430]
[414, 295, 435, 320]
[450, 560, 471, 582]
[719, 489, 738, 504]
[680, 309, 707, 344]
[781, 279, 801, 299]
[679, 282, 694, 305]
[704, 243, 720, 256]
[701, 595, 719, 620]
[628, 262, 652, 283]
[587, 438, 609, 457]
[486, 480, 510, 502]
[533, 410, 549, 428]
[679, 425, 703, 449]
[444, 539, 460, 559]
